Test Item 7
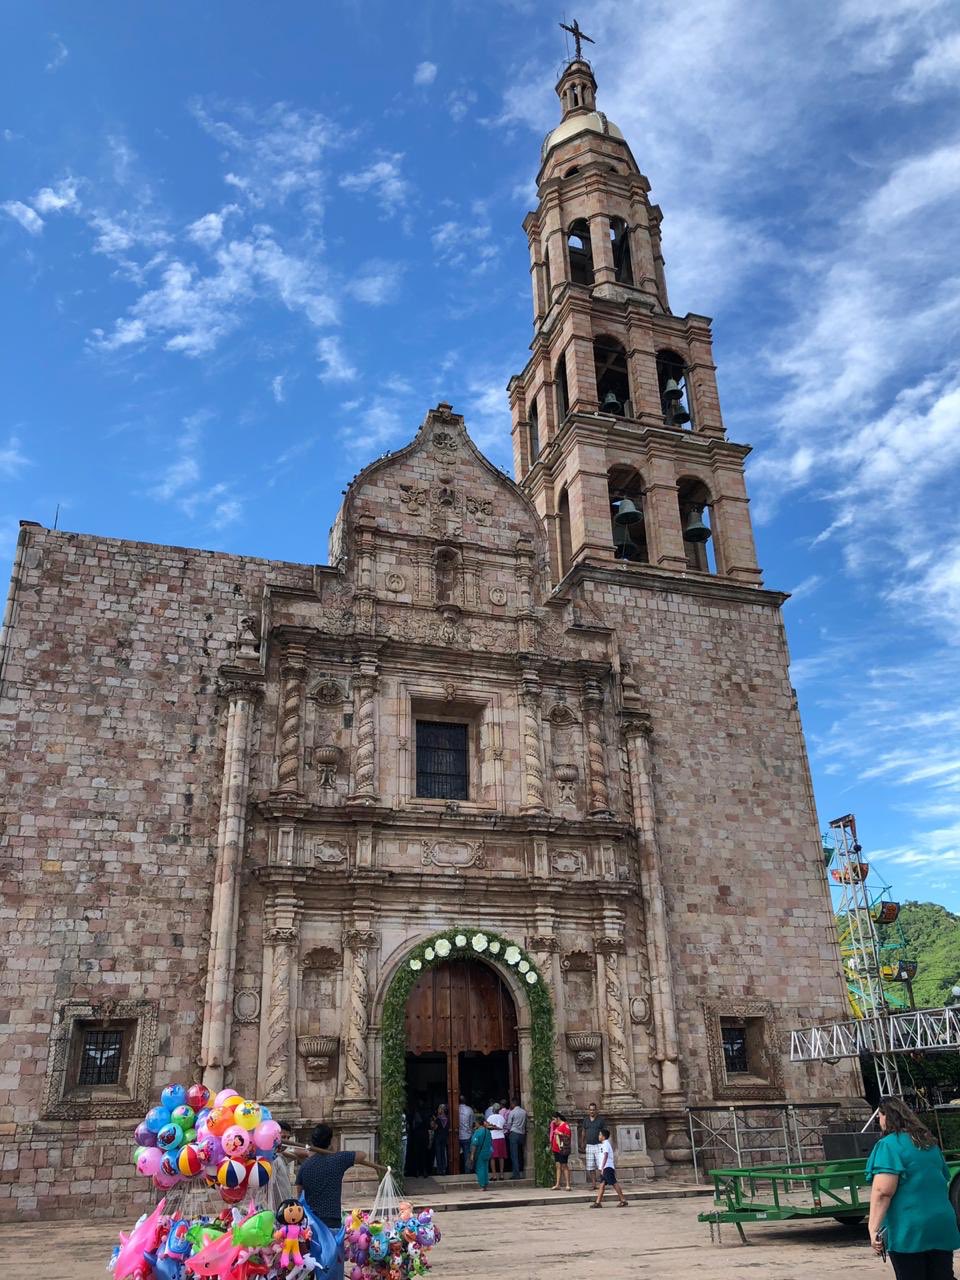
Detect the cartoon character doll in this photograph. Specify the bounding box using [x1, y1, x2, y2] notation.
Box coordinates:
[273, 1200, 312, 1270]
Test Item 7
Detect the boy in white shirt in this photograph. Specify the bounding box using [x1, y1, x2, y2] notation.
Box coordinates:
[591, 1127, 627, 1208]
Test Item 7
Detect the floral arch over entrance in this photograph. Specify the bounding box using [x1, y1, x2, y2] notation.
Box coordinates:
[380, 929, 557, 1185]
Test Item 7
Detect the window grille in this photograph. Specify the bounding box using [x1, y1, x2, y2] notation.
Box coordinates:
[721, 1023, 749, 1075]
[77, 1027, 124, 1086]
[416, 721, 468, 799]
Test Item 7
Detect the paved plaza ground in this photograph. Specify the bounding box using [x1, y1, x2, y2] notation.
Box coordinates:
[5, 1194, 885, 1280]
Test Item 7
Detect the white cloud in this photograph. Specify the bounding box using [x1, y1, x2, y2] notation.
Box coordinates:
[340, 396, 407, 454]
[2, 201, 44, 235]
[146, 412, 243, 528]
[45, 34, 69, 73]
[414, 61, 438, 87]
[447, 87, 478, 123]
[271, 374, 286, 403]
[431, 213, 498, 273]
[93, 232, 337, 357]
[347, 260, 403, 305]
[317, 335, 357, 383]
[0, 436, 30, 477]
[191, 100, 338, 219]
[186, 207, 238, 248]
[898, 29, 960, 100]
[784, 574, 823, 604]
[32, 179, 79, 214]
[339, 154, 411, 214]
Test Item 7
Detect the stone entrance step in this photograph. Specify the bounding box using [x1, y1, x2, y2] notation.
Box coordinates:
[398, 1180, 713, 1214]
[405, 1174, 536, 1193]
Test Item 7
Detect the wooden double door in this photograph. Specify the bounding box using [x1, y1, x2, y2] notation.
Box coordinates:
[405, 957, 519, 1174]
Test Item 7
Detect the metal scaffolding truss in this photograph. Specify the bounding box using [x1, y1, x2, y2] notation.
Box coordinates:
[791, 1006, 960, 1062]
[686, 1103, 852, 1183]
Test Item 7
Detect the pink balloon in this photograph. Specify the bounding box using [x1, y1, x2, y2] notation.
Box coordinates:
[214, 1088, 238, 1107]
[154, 1169, 181, 1189]
[221, 1125, 251, 1158]
[253, 1120, 280, 1151]
[136, 1147, 164, 1177]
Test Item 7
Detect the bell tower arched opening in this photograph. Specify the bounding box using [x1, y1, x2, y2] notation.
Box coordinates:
[404, 957, 519, 1177]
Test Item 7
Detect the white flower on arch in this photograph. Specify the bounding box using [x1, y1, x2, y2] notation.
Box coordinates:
[504, 946, 521, 966]
[434, 938, 451, 958]
[455, 933, 467, 948]
[424, 947, 435, 961]
[518, 960, 530, 974]
[488, 940, 501, 955]
[409, 958, 422, 971]
[471, 933, 489, 952]
[526, 971, 538, 985]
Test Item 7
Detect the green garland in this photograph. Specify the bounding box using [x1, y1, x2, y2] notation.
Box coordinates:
[379, 929, 557, 1187]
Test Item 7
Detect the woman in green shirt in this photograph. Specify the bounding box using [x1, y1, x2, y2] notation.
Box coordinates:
[469, 1116, 493, 1191]
[866, 1096, 960, 1279]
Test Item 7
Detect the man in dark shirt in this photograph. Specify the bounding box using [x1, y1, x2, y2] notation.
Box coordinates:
[580, 1102, 607, 1190]
[293, 1123, 387, 1231]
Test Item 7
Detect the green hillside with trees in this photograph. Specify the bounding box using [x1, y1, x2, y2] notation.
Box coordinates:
[882, 901, 960, 1008]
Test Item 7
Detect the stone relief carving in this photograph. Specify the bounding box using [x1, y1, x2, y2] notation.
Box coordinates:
[466, 494, 493, 522]
[549, 703, 580, 806]
[432, 429, 458, 456]
[488, 584, 508, 606]
[566, 1032, 602, 1074]
[376, 607, 506, 654]
[430, 484, 464, 537]
[233, 988, 261, 1025]
[630, 994, 652, 1026]
[302, 946, 341, 971]
[399, 484, 428, 512]
[315, 745, 341, 788]
[421, 838, 486, 870]
[235, 614, 261, 661]
[297, 1035, 340, 1077]
[560, 949, 594, 973]
[311, 838, 348, 866]
[312, 679, 346, 705]
[551, 850, 586, 876]
[385, 572, 406, 593]
[40, 998, 159, 1120]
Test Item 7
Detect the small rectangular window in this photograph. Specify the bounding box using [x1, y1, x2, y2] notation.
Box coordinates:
[76, 1025, 126, 1086]
[721, 1022, 749, 1074]
[416, 721, 469, 799]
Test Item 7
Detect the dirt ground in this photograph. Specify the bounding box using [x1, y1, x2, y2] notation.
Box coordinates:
[1, 1196, 888, 1280]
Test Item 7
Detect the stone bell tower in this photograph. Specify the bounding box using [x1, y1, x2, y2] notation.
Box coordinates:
[509, 52, 763, 587]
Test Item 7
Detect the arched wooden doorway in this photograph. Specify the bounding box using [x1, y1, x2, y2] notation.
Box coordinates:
[404, 957, 519, 1176]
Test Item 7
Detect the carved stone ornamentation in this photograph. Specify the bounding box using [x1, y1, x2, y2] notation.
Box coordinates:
[350, 669, 379, 803]
[600, 949, 633, 1095]
[560, 949, 594, 973]
[385, 572, 406, 593]
[520, 672, 546, 813]
[275, 651, 308, 795]
[553, 763, 579, 804]
[466, 494, 493, 521]
[630, 994, 652, 1026]
[421, 838, 485, 870]
[566, 1032, 602, 1074]
[526, 935, 559, 953]
[40, 998, 159, 1120]
[302, 946, 341, 971]
[263, 926, 298, 1103]
[316, 745, 341, 788]
[399, 484, 428, 512]
[233, 988, 261, 1025]
[432, 429, 458, 456]
[313, 680, 346, 705]
[551, 850, 586, 876]
[582, 677, 612, 816]
[489, 584, 507, 606]
[311, 838, 347, 866]
[341, 931, 377, 1102]
[297, 1035, 340, 1077]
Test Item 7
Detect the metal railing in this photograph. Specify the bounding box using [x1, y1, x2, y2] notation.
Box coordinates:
[685, 1102, 862, 1184]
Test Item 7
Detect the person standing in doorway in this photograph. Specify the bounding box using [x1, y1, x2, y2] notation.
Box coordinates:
[867, 1095, 960, 1278]
[430, 1102, 449, 1175]
[505, 1097, 527, 1180]
[550, 1112, 572, 1191]
[580, 1102, 607, 1190]
[487, 1102, 507, 1181]
[469, 1116, 493, 1192]
[457, 1095, 474, 1174]
[591, 1127, 627, 1209]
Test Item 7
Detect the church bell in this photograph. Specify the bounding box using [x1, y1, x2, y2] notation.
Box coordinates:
[662, 378, 691, 425]
[682, 505, 711, 543]
[601, 389, 623, 415]
[612, 523, 637, 559]
[613, 497, 643, 527]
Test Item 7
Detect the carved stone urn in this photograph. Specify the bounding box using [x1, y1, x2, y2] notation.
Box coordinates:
[565, 1031, 602, 1073]
[297, 1035, 340, 1077]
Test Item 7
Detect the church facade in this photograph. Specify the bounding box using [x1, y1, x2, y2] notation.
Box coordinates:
[0, 54, 858, 1220]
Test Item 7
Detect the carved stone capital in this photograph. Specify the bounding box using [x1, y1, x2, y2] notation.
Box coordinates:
[343, 929, 378, 952]
[266, 926, 299, 946]
[621, 713, 653, 740]
[565, 1032, 602, 1074]
[218, 671, 266, 704]
[526, 935, 559, 953]
[596, 936, 625, 956]
[297, 1036, 340, 1078]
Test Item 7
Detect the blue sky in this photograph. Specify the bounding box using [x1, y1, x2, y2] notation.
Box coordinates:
[2, 1, 960, 918]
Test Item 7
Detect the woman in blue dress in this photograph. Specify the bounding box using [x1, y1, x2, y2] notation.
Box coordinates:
[469, 1116, 493, 1191]
[866, 1096, 960, 1280]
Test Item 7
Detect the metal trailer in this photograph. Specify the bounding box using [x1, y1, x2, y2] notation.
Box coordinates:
[698, 1150, 960, 1244]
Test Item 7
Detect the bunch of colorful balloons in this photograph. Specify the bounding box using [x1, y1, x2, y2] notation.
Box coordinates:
[342, 1202, 440, 1280]
[132, 1083, 283, 1203]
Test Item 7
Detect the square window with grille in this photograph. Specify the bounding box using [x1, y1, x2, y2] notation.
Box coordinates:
[416, 720, 469, 800]
[76, 1025, 126, 1085]
[720, 1022, 748, 1075]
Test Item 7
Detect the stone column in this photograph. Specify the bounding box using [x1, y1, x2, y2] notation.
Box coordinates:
[582, 677, 613, 816]
[597, 938, 636, 1104]
[339, 928, 377, 1108]
[274, 643, 308, 796]
[519, 669, 546, 814]
[622, 715, 690, 1165]
[200, 674, 263, 1092]
[348, 651, 380, 805]
[260, 895, 301, 1108]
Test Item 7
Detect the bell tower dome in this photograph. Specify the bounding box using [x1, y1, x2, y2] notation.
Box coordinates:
[509, 36, 762, 588]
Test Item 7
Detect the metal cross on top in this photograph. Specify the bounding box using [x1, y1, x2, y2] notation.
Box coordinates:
[560, 18, 595, 61]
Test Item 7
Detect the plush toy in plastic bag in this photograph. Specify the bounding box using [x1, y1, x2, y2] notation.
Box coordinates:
[298, 1195, 344, 1280]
